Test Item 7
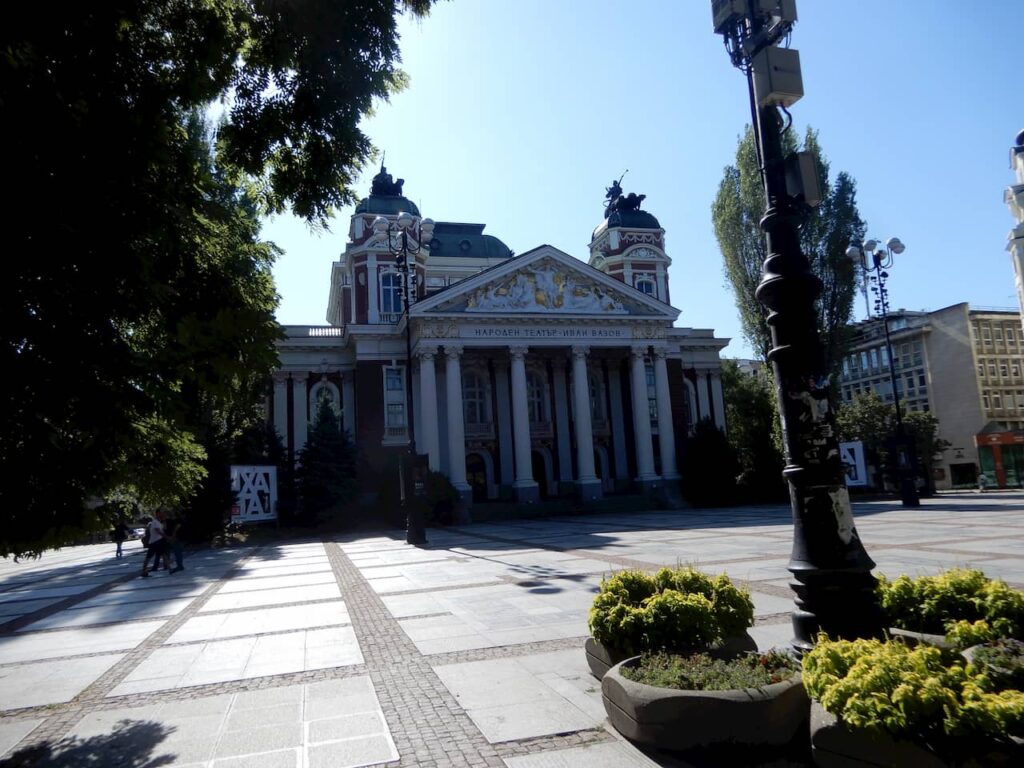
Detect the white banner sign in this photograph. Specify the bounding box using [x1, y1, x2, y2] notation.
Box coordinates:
[840, 441, 868, 487]
[230, 465, 278, 523]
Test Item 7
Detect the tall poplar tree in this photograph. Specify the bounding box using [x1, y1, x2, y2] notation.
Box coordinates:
[712, 126, 866, 375]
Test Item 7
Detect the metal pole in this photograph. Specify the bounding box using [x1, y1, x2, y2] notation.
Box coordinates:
[717, 3, 885, 652]
[874, 257, 920, 507]
[400, 231, 426, 545]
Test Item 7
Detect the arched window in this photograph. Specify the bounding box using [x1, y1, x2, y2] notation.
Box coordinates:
[463, 370, 491, 425]
[380, 271, 402, 315]
[527, 370, 548, 424]
[635, 275, 656, 297]
[309, 379, 340, 418]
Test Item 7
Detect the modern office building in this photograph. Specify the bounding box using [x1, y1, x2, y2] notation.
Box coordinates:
[840, 303, 1024, 489]
[270, 169, 729, 508]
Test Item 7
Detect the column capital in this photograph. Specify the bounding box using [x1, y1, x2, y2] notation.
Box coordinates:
[652, 346, 669, 360]
[444, 344, 463, 360]
[417, 345, 438, 361]
[509, 346, 529, 361]
[291, 372, 309, 383]
[630, 344, 649, 360]
[272, 371, 289, 384]
[570, 345, 590, 360]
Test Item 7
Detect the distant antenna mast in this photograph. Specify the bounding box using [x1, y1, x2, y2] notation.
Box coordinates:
[380, 151, 386, 172]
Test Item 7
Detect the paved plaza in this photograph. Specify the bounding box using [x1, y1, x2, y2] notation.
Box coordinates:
[0, 492, 1022, 767]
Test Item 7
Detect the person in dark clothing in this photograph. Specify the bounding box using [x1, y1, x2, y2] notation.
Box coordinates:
[112, 520, 129, 558]
[165, 515, 185, 573]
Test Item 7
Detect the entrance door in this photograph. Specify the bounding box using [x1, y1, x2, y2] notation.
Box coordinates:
[531, 451, 549, 499]
[466, 453, 488, 503]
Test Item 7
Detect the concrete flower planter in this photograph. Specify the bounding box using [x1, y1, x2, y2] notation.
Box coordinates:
[601, 656, 809, 750]
[585, 632, 759, 680]
[810, 701, 1024, 768]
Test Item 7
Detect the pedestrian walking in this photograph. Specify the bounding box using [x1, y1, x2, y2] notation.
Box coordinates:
[141, 510, 169, 577]
[978, 472, 990, 493]
[112, 519, 129, 558]
[166, 514, 186, 573]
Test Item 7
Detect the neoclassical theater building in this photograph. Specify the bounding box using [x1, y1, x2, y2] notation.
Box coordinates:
[270, 170, 729, 507]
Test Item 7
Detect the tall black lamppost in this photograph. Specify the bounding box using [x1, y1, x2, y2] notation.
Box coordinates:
[846, 237, 920, 507]
[372, 212, 434, 545]
[713, 1, 885, 652]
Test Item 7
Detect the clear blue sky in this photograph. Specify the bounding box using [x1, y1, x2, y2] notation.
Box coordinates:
[266, 0, 1021, 359]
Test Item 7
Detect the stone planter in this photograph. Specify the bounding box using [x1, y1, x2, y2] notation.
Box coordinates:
[887, 627, 953, 649]
[585, 632, 758, 680]
[810, 701, 1024, 767]
[601, 655, 809, 751]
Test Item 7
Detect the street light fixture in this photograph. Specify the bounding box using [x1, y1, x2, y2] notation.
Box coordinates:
[713, 0, 885, 653]
[846, 237, 921, 508]
[373, 213, 435, 545]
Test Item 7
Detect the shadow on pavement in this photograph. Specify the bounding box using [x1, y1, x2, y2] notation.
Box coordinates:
[0, 720, 175, 768]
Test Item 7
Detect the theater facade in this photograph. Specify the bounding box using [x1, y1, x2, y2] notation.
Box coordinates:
[270, 171, 729, 507]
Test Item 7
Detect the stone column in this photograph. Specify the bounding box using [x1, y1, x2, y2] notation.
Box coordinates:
[494, 360, 514, 487]
[551, 357, 573, 485]
[509, 346, 539, 502]
[710, 371, 727, 431]
[272, 372, 289, 445]
[341, 372, 355, 438]
[607, 362, 629, 483]
[696, 370, 711, 422]
[291, 372, 309, 459]
[629, 346, 658, 486]
[418, 347, 440, 470]
[571, 346, 602, 500]
[445, 346, 471, 498]
[652, 347, 679, 479]
[366, 253, 379, 324]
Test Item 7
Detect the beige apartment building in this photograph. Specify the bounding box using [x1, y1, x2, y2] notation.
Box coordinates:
[840, 303, 1024, 489]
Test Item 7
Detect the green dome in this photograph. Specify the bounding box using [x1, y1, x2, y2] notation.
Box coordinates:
[354, 195, 420, 217]
[606, 208, 661, 230]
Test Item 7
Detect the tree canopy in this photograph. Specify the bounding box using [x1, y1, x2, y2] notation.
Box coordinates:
[295, 399, 358, 524]
[1, 1, 433, 556]
[712, 126, 866, 376]
[721, 361, 786, 502]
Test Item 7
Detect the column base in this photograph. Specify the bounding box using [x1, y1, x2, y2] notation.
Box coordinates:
[576, 478, 603, 502]
[513, 481, 540, 503]
[635, 476, 662, 497]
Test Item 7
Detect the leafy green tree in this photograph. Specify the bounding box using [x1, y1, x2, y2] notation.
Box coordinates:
[712, 126, 866, 378]
[2, 1, 433, 556]
[295, 400, 358, 525]
[679, 419, 739, 508]
[836, 392, 948, 492]
[721, 361, 786, 502]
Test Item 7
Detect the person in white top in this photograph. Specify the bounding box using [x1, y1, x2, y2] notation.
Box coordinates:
[141, 510, 168, 577]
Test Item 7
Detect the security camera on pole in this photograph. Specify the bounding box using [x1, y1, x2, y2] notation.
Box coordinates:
[712, 0, 885, 652]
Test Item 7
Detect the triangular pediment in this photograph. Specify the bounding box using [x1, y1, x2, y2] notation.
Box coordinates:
[412, 245, 679, 320]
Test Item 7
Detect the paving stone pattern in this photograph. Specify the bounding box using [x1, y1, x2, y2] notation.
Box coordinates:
[0, 494, 1022, 766]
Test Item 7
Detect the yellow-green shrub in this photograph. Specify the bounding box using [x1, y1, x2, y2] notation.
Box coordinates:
[803, 637, 1024, 741]
[588, 567, 754, 656]
[877, 569, 1024, 645]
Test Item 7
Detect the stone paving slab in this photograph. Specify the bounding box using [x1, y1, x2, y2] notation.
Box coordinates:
[0, 718, 43, 759]
[0, 653, 126, 710]
[503, 742, 660, 767]
[216, 571, 337, 593]
[201, 583, 341, 612]
[19, 596, 196, 630]
[0, 620, 164, 663]
[167, 601, 351, 644]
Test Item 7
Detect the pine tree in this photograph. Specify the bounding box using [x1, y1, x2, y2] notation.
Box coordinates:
[295, 400, 358, 524]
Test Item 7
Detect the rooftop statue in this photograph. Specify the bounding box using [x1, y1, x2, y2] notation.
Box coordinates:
[370, 165, 405, 197]
[603, 173, 646, 217]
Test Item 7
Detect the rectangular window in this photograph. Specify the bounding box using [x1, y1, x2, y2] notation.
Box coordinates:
[386, 403, 406, 427]
[385, 368, 404, 391]
[983, 394, 991, 409]
[919, 374, 927, 387]
[1018, 391, 1024, 408]
[982, 325, 992, 343]
[989, 363, 997, 378]
[1008, 329, 1017, 346]
[995, 327, 1004, 342]
[1001, 364, 1009, 378]
[881, 347, 890, 368]
[978, 363, 985, 378]
[993, 393, 1003, 410]
[860, 351, 869, 372]
[1013, 363, 1021, 378]
[869, 348, 879, 370]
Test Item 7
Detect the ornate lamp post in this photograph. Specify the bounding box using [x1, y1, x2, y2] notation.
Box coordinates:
[846, 237, 920, 507]
[373, 212, 435, 545]
[713, 1, 885, 652]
